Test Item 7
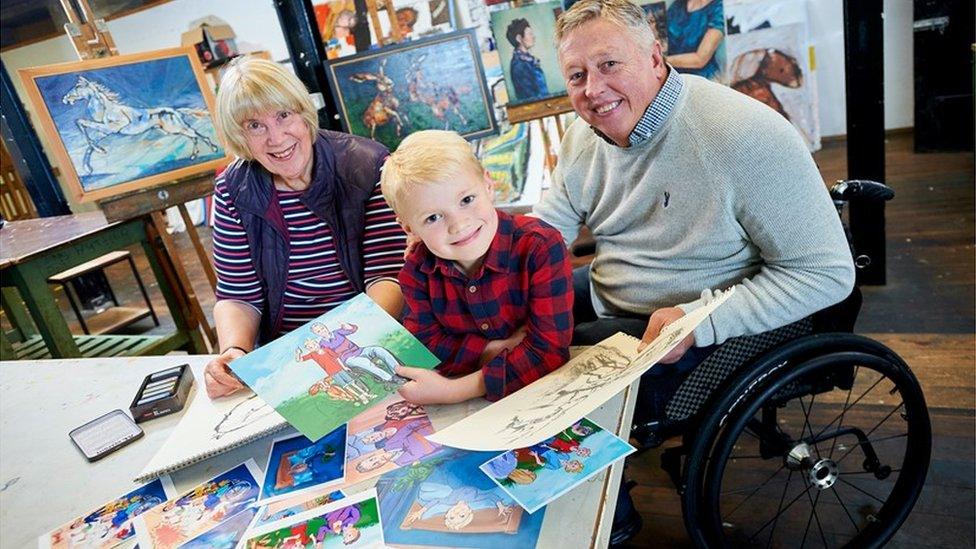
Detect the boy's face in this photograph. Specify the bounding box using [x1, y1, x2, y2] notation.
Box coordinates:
[397, 172, 498, 275]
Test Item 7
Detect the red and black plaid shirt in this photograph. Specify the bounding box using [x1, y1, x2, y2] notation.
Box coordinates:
[399, 211, 573, 401]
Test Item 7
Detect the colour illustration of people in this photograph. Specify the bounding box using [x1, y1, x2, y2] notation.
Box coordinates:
[405, 483, 514, 531]
[484, 420, 596, 485]
[248, 501, 374, 548]
[52, 493, 162, 547]
[296, 321, 405, 406]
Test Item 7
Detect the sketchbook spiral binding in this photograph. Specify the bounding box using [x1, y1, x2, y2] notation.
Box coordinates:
[135, 375, 289, 483]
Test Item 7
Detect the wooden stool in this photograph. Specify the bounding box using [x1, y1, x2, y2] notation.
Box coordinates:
[47, 250, 159, 335]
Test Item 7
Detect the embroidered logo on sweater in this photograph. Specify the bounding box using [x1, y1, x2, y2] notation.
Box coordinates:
[663, 191, 671, 208]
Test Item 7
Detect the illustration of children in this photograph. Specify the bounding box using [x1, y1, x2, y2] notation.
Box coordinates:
[562, 459, 584, 474]
[405, 483, 513, 531]
[308, 377, 357, 402]
[353, 418, 440, 473]
[297, 338, 374, 405]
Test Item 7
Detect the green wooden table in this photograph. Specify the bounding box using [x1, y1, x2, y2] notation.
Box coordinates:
[0, 211, 206, 359]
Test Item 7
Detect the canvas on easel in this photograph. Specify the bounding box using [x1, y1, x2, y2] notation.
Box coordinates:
[490, 2, 566, 107]
[18, 47, 231, 203]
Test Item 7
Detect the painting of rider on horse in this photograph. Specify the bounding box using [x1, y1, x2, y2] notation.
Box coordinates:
[22, 48, 229, 202]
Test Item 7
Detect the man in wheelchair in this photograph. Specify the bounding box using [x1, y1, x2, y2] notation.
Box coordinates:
[534, 1, 930, 546]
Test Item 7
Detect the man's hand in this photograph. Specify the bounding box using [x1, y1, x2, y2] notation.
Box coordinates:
[204, 348, 247, 399]
[639, 307, 695, 363]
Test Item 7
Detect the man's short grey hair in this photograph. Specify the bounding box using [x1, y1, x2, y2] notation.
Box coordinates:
[555, 0, 656, 52]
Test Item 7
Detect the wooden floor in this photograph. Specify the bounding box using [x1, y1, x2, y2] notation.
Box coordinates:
[9, 132, 973, 547]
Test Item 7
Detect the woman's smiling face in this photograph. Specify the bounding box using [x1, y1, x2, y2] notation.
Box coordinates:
[243, 109, 313, 186]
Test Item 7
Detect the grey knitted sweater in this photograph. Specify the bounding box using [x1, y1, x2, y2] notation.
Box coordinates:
[534, 74, 855, 346]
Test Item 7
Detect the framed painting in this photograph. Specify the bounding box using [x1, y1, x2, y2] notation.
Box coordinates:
[490, 2, 567, 108]
[18, 47, 231, 203]
[325, 28, 498, 151]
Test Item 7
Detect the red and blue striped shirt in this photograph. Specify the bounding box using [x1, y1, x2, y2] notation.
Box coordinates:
[212, 175, 406, 337]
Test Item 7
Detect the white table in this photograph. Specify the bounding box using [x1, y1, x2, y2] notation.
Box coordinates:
[0, 356, 637, 548]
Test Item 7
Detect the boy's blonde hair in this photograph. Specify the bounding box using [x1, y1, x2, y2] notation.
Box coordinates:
[380, 130, 484, 214]
[215, 56, 318, 159]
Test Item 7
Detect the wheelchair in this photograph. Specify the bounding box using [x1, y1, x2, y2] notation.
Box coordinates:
[630, 180, 931, 548]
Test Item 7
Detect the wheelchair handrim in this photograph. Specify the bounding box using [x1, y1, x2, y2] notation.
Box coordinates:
[701, 351, 931, 548]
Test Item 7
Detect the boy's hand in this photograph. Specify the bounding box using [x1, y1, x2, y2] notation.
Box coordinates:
[395, 366, 457, 405]
[477, 324, 528, 367]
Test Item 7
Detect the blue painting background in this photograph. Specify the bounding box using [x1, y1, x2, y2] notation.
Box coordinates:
[262, 427, 347, 500]
[34, 56, 224, 191]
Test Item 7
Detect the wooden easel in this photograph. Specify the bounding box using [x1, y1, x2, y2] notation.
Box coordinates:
[364, 0, 403, 46]
[60, 0, 118, 59]
[500, 0, 572, 173]
[60, 0, 219, 350]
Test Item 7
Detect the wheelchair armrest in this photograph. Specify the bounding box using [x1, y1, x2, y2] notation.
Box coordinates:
[830, 179, 895, 202]
[811, 286, 862, 333]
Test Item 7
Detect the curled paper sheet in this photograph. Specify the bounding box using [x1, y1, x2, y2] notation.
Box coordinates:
[426, 288, 734, 451]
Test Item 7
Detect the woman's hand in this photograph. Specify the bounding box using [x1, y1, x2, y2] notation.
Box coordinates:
[204, 348, 247, 399]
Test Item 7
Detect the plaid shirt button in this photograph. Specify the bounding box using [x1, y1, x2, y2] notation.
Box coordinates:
[480, 322, 489, 331]
[468, 285, 477, 293]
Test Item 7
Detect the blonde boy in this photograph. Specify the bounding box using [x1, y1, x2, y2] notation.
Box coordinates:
[381, 130, 573, 404]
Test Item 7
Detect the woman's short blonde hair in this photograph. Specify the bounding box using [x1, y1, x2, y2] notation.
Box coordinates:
[214, 56, 318, 159]
[380, 130, 484, 214]
[555, 0, 656, 52]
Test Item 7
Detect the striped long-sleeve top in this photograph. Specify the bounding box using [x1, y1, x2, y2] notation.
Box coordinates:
[212, 174, 407, 337]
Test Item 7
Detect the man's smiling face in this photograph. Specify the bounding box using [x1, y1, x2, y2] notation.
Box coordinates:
[559, 18, 667, 146]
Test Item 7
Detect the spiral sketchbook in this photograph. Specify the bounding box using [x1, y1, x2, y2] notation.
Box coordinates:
[136, 366, 288, 482]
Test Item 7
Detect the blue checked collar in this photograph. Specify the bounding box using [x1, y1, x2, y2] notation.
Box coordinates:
[629, 66, 683, 146]
[588, 66, 683, 147]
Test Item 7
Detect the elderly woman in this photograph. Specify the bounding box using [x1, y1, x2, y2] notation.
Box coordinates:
[203, 57, 407, 398]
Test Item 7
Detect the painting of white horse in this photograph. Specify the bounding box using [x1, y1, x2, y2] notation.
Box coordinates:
[19, 48, 229, 202]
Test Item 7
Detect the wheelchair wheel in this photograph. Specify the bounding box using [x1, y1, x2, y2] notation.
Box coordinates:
[683, 335, 930, 548]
